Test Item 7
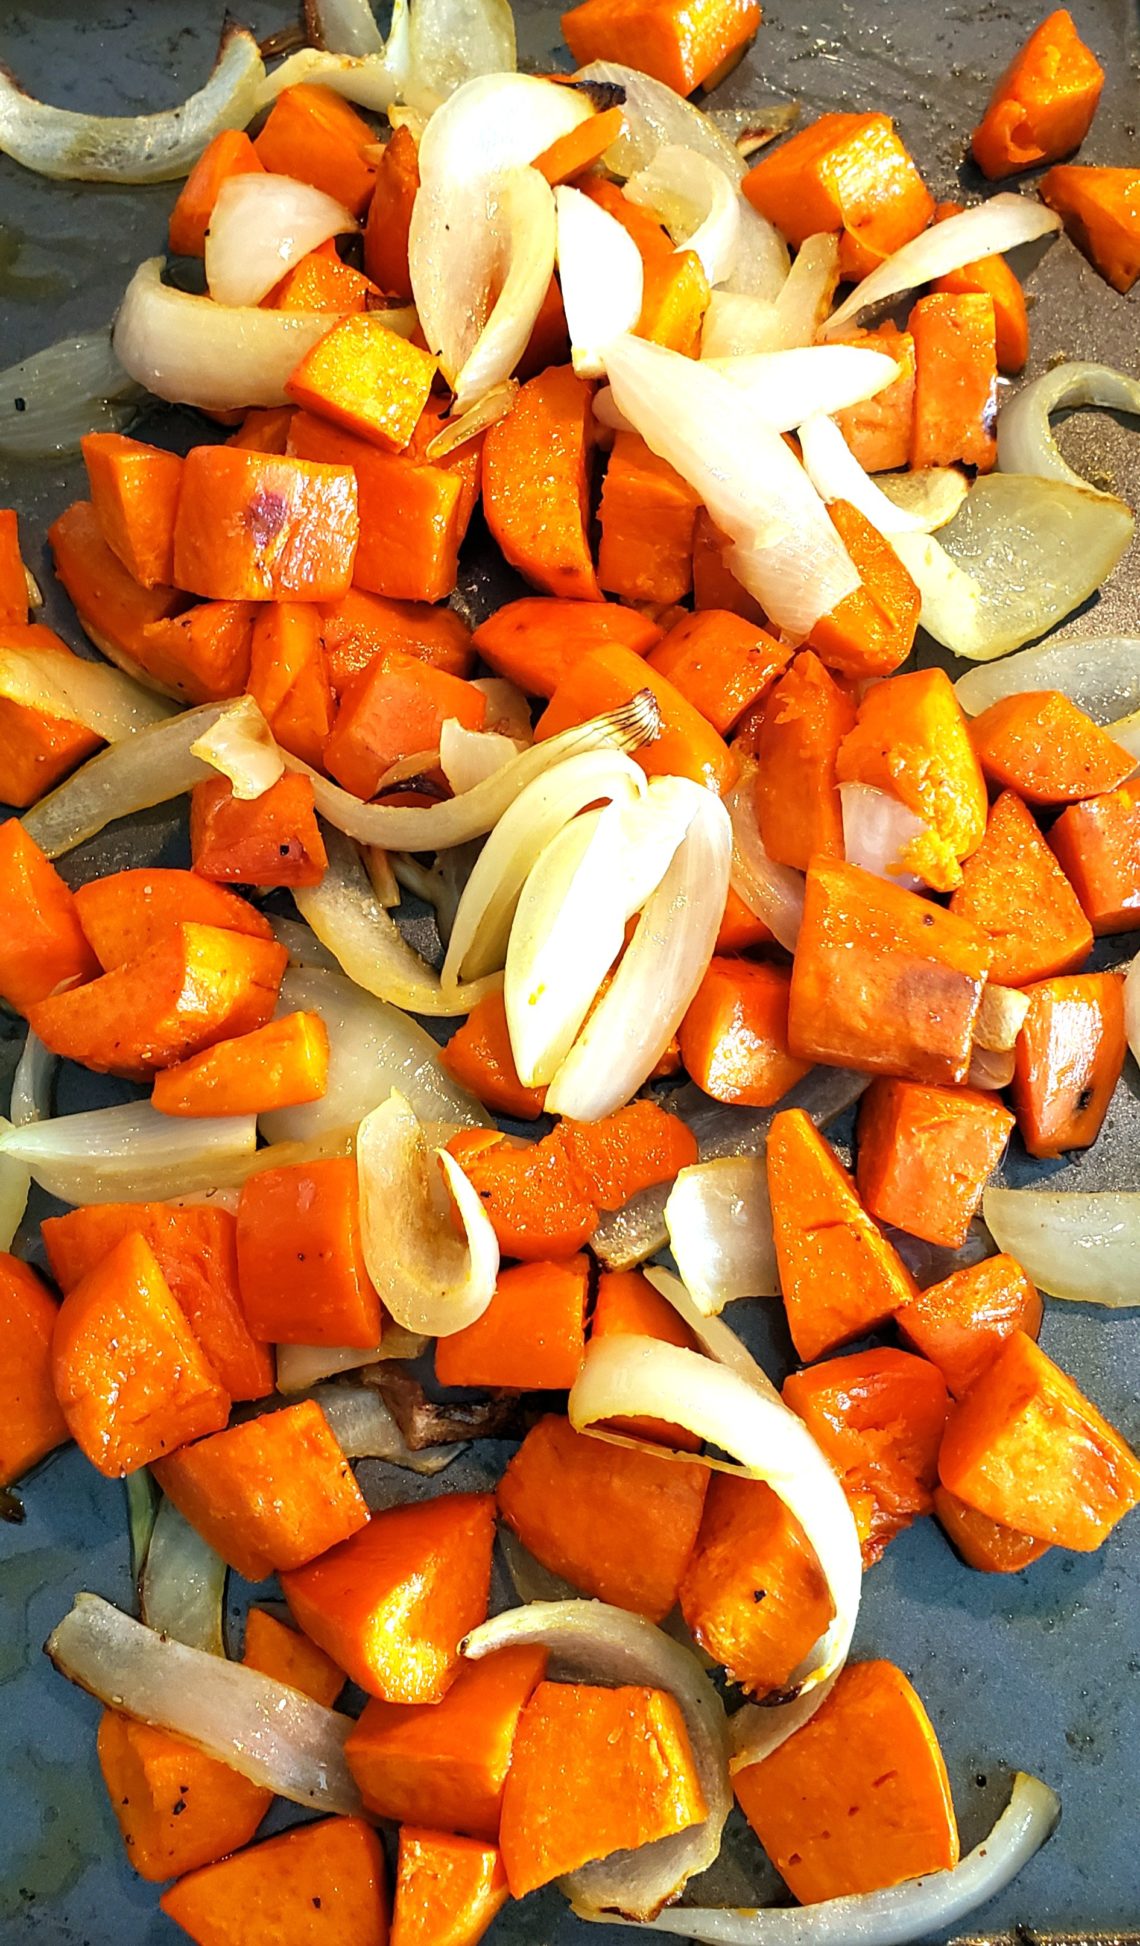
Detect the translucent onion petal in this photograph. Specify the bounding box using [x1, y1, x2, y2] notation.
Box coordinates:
[891, 474, 1134, 662]
[140, 1497, 226, 1657]
[707, 348, 898, 430]
[954, 633, 1140, 722]
[556, 185, 644, 380]
[726, 766, 804, 951]
[593, 1774, 1060, 1943]
[305, 0, 385, 56]
[10, 1029, 57, 1130]
[0, 1102, 256, 1205]
[875, 466, 970, 533]
[823, 196, 1061, 338]
[0, 1122, 31, 1254]
[604, 334, 858, 636]
[840, 781, 930, 889]
[0, 638, 175, 742]
[625, 145, 741, 286]
[799, 413, 933, 535]
[983, 1187, 1140, 1308]
[113, 258, 362, 413]
[453, 167, 556, 413]
[258, 48, 405, 114]
[0, 331, 140, 459]
[0, 23, 265, 183]
[205, 174, 356, 310]
[47, 1594, 362, 1812]
[545, 787, 732, 1121]
[275, 1330, 429, 1396]
[190, 694, 283, 801]
[308, 1383, 462, 1473]
[997, 360, 1140, 494]
[574, 61, 746, 184]
[357, 1091, 499, 1335]
[505, 777, 698, 1088]
[1126, 952, 1140, 1069]
[722, 200, 790, 302]
[406, 0, 517, 109]
[664, 1157, 778, 1314]
[444, 750, 646, 985]
[295, 826, 499, 1017]
[463, 1600, 731, 1921]
[702, 235, 839, 357]
[288, 692, 660, 853]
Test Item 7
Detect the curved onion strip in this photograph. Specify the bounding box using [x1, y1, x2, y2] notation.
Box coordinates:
[969, 1043, 1017, 1091]
[840, 782, 930, 889]
[0, 1102, 256, 1205]
[997, 360, 1140, 494]
[499, 1527, 582, 1604]
[444, 750, 646, 984]
[506, 778, 698, 1087]
[0, 639, 175, 742]
[190, 695, 283, 801]
[306, 0, 385, 55]
[605, 335, 858, 636]
[575, 61, 745, 183]
[261, 965, 486, 1148]
[545, 788, 732, 1121]
[10, 1029, 57, 1130]
[1127, 953, 1140, 1069]
[824, 196, 1061, 337]
[289, 691, 659, 852]
[20, 698, 239, 859]
[799, 413, 932, 535]
[464, 1600, 731, 1921]
[453, 167, 556, 412]
[954, 633, 1140, 722]
[0, 1116, 31, 1251]
[705, 102, 799, 156]
[591, 1069, 869, 1271]
[0, 23, 265, 183]
[275, 1326, 426, 1392]
[664, 1157, 778, 1314]
[570, 1335, 862, 1701]
[125, 1472, 160, 1584]
[642, 1267, 780, 1394]
[556, 185, 644, 380]
[470, 676, 533, 744]
[406, 0, 517, 110]
[140, 1497, 226, 1657]
[113, 259, 356, 412]
[295, 827, 498, 1017]
[357, 1092, 499, 1335]
[591, 1774, 1060, 1943]
[707, 348, 898, 429]
[726, 766, 804, 950]
[0, 331, 140, 458]
[439, 721, 521, 794]
[205, 174, 356, 309]
[975, 983, 1031, 1054]
[259, 45, 407, 112]
[269, 917, 342, 974]
[625, 145, 740, 285]
[891, 474, 1134, 662]
[875, 465, 970, 532]
[308, 1383, 462, 1473]
[410, 75, 592, 384]
[983, 1187, 1140, 1308]
[426, 380, 518, 458]
[703, 235, 839, 358]
[723, 200, 790, 302]
[47, 1595, 362, 1812]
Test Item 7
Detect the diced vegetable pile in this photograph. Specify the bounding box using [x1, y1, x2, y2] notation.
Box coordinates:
[1, 0, 1138, 1941]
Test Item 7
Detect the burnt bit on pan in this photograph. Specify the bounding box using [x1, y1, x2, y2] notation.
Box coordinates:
[364, 1366, 543, 1448]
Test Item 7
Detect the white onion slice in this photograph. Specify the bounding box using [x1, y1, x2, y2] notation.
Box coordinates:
[799, 414, 932, 536]
[545, 788, 731, 1121]
[190, 694, 283, 802]
[892, 475, 1134, 662]
[291, 1383, 461, 1475]
[306, 0, 385, 56]
[570, 1333, 861, 1702]
[453, 166, 556, 412]
[0, 1102, 256, 1205]
[261, 964, 486, 1148]
[605, 334, 858, 636]
[708, 347, 897, 428]
[10, 1029, 57, 1130]
[556, 185, 644, 380]
[295, 827, 499, 1018]
[410, 74, 592, 385]
[19, 697, 242, 859]
[258, 47, 404, 113]
[574, 61, 746, 184]
[1126, 954, 1140, 1069]
[876, 466, 970, 533]
[269, 918, 342, 974]
[726, 766, 804, 952]
[0, 331, 140, 459]
[592, 1773, 1060, 1943]
[405, 0, 517, 110]
[824, 196, 1061, 338]
[47, 1594, 361, 1812]
[287, 690, 659, 852]
[975, 982, 1031, 1053]
[506, 777, 698, 1087]
[840, 782, 930, 889]
[463, 1599, 730, 1921]
[954, 633, 1140, 722]
[1108, 709, 1140, 765]
[427, 381, 518, 458]
[0, 638, 175, 742]
[0, 1121, 30, 1255]
[723, 201, 790, 302]
[664, 1157, 778, 1314]
[444, 750, 646, 985]
[968, 1043, 1017, 1091]
[112, 257, 350, 412]
[983, 1187, 1140, 1309]
[0, 23, 265, 183]
[625, 145, 740, 286]
[703, 235, 839, 358]
[275, 1327, 427, 1394]
[357, 1091, 499, 1336]
[439, 720, 524, 794]
[206, 173, 356, 310]
[140, 1497, 226, 1657]
[470, 676, 533, 744]
[997, 361, 1140, 495]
